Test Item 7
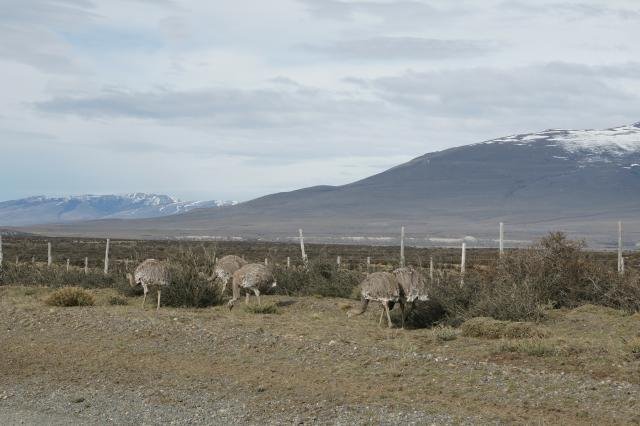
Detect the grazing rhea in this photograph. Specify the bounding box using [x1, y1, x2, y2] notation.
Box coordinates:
[227, 263, 277, 310]
[126, 259, 170, 311]
[393, 266, 429, 304]
[393, 266, 429, 324]
[211, 255, 248, 292]
[348, 271, 405, 328]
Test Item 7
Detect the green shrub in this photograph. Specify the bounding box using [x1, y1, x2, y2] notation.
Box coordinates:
[461, 317, 548, 339]
[46, 287, 95, 307]
[244, 303, 280, 314]
[274, 258, 364, 299]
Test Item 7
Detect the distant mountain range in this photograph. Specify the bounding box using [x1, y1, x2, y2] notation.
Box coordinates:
[14, 122, 640, 247]
[0, 193, 236, 226]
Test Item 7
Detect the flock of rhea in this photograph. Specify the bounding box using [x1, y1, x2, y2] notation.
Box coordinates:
[126, 255, 429, 328]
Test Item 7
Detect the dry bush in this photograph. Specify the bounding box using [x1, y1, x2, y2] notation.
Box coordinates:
[46, 287, 95, 307]
[461, 317, 548, 339]
[428, 232, 640, 323]
[0, 262, 122, 289]
[627, 338, 640, 359]
[160, 249, 222, 308]
[274, 258, 364, 299]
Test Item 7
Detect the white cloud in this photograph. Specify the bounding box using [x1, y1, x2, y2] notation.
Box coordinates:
[1, 0, 639, 202]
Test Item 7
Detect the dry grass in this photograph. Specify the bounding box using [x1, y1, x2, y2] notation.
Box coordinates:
[244, 303, 280, 314]
[45, 287, 95, 307]
[461, 317, 548, 339]
[2, 287, 640, 423]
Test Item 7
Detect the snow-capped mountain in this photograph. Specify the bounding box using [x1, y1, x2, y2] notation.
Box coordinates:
[17, 122, 640, 246]
[0, 193, 236, 226]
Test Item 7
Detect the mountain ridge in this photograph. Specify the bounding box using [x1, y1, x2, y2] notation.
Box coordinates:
[13, 122, 640, 247]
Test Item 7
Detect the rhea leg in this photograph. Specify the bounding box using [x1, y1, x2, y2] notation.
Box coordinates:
[384, 302, 393, 328]
[156, 290, 161, 312]
[399, 300, 405, 329]
[245, 292, 250, 305]
[141, 285, 148, 309]
[378, 305, 385, 326]
[253, 288, 261, 305]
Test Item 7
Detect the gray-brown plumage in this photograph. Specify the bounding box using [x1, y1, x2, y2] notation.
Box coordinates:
[213, 255, 248, 292]
[126, 259, 170, 311]
[227, 263, 277, 310]
[348, 271, 405, 328]
[393, 267, 429, 303]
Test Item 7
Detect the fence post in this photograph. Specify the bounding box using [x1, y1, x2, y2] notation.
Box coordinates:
[460, 242, 466, 285]
[286, 256, 291, 268]
[0, 234, 3, 267]
[299, 229, 308, 264]
[66, 259, 70, 272]
[366, 256, 371, 273]
[104, 238, 110, 274]
[47, 242, 52, 267]
[265, 257, 268, 266]
[15, 255, 19, 265]
[400, 226, 405, 267]
[618, 221, 624, 275]
[31, 256, 35, 264]
[84, 257, 88, 274]
[499, 222, 504, 258]
[337, 256, 341, 267]
[429, 256, 434, 281]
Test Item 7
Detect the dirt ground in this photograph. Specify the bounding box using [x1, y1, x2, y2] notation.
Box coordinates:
[1, 286, 640, 425]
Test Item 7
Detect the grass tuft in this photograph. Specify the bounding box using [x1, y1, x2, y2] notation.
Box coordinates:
[496, 338, 559, 357]
[46, 287, 95, 307]
[432, 326, 458, 342]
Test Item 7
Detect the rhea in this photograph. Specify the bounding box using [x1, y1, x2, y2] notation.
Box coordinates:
[227, 263, 277, 310]
[210, 255, 248, 293]
[126, 259, 171, 311]
[348, 271, 406, 328]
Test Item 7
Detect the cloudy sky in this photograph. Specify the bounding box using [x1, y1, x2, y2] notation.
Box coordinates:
[2, 0, 639, 202]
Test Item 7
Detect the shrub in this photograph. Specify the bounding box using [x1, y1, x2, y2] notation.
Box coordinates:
[461, 317, 548, 339]
[627, 338, 640, 359]
[160, 249, 222, 308]
[109, 295, 129, 305]
[245, 303, 280, 314]
[432, 326, 458, 342]
[46, 287, 95, 307]
[274, 258, 364, 299]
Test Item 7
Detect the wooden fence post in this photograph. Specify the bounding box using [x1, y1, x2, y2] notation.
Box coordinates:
[47, 242, 52, 267]
[286, 256, 291, 268]
[618, 221, 624, 275]
[66, 259, 70, 272]
[499, 222, 504, 258]
[84, 257, 88, 274]
[400, 226, 405, 267]
[31, 256, 35, 264]
[366, 256, 371, 273]
[0, 234, 3, 267]
[429, 256, 434, 281]
[265, 258, 269, 266]
[460, 242, 466, 285]
[15, 255, 19, 266]
[104, 238, 110, 274]
[299, 229, 308, 264]
[337, 256, 341, 267]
